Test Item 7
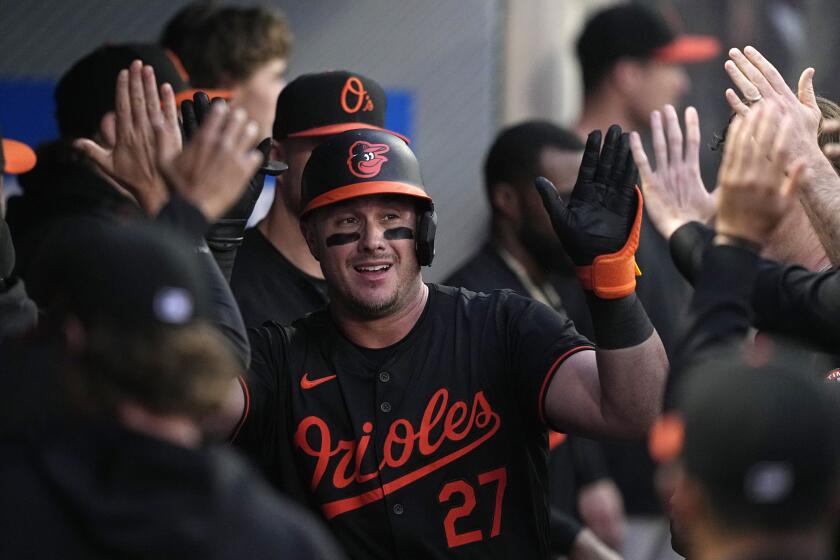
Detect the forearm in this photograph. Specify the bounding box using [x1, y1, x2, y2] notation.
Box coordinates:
[596, 331, 667, 436]
[753, 261, 840, 349]
[669, 221, 714, 285]
[798, 152, 840, 266]
[665, 243, 758, 408]
[156, 196, 251, 369]
[586, 292, 667, 434]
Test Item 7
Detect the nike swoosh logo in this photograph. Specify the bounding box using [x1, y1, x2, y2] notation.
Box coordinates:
[300, 372, 337, 390]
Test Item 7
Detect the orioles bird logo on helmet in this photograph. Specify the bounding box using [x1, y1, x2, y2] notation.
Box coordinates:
[347, 141, 389, 178]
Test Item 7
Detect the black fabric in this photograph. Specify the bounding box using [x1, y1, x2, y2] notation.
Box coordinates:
[234, 284, 592, 559]
[273, 71, 387, 139]
[27, 218, 213, 331]
[7, 143, 142, 289]
[54, 43, 188, 139]
[447, 223, 689, 517]
[0, 277, 37, 340]
[444, 242, 611, 538]
[600, 214, 691, 516]
[230, 227, 328, 327]
[549, 509, 583, 555]
[0, 421, 343, 559]
[445, 243, 594, 338]
[585, 292, 653, 349]
[577, 3, 675, 73]
[669, 221, 840, 377]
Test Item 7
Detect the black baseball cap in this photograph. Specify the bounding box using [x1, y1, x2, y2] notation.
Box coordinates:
[55, 43, 190, 139]
[273, 70, 408, 143]
[577, 4, 720, 83]
[651, 357, 840, 529]
[31, 218, 211, 331]
[300, 129, 431, 217]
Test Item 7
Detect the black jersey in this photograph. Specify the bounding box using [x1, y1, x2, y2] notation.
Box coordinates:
[235, 284, 592, 559]
[230, 228, 328, 328]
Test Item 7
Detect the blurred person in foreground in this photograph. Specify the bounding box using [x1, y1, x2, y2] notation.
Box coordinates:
[6, 43, 190, 286]
[574, 6, 720, 554]
[445, 121, 624, 559]
[0, 105, 342, 559]
[655, 362, 839, 560]
[0, 129, 38, 339]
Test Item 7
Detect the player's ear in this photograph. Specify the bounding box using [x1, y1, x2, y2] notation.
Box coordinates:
[300, 218, 321, 261]
[489, 182, 522, 224]
[612, 58, 644, 96]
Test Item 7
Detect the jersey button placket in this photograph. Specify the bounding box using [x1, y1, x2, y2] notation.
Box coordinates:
[380, 401, 392, 413]
[378, 371, 391, 383]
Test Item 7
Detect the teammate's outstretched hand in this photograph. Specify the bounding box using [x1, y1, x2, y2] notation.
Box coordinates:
[74, 60, 182, 215]
[715, 102, 806, 247]
[180, 93, 284, 219]
[630, 105, 715, 240]
[159, 103, 263, 222]
[723, 46, 821, 168]
[535, 125, 639, 266]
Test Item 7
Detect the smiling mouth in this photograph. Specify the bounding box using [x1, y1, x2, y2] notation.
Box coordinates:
[354, 264, 392, 273]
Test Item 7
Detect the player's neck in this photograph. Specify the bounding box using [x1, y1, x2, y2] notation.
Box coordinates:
[576, 89, 634, 140]
[259, 196, 325, 279]
[492, 221, 548, 285]
[332, 281, 429, 349]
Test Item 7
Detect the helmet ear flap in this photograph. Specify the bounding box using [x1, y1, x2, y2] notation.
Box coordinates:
[416, 205, 437, 266]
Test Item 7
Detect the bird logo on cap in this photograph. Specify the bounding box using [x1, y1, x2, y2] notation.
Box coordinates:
[347, 141, 389, 178]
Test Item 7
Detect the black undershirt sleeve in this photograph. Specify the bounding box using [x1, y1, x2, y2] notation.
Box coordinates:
[751, 263, 840, 350]
[669, 221, 840, 352]
[665, 243, 759, 409]
[155, 195, 250, 369]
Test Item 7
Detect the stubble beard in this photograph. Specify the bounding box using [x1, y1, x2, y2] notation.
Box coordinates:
[336, 261, 422, 320]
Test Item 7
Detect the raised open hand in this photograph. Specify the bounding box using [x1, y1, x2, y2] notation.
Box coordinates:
[723, 46, 821, 168]
[159, 103, 263, 222]
[74, 60, 182, 215]
[630, 105, 714, 240]
[716, 102, 806, 247]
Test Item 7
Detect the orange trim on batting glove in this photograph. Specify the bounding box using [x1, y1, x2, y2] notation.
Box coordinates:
[575, 187, 644, 299]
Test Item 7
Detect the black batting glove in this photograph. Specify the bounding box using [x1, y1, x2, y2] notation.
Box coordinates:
[180, 92, 287, 279]
[535, 124, 639, 267]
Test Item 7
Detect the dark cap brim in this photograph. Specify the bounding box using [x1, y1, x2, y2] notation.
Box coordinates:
[287, 123, 410, 144]
[3, 139, 37, 174]
[301, 181, 431, 216]
[654, 35, 721, 63]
